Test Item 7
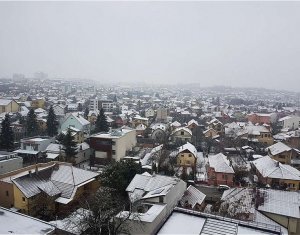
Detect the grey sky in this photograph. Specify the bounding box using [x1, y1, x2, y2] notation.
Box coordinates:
[0, 1, 300, 91]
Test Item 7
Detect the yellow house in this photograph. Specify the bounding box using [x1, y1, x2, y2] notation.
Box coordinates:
[176, 142, 197, 168]
[131, 115, 149, 128]
[31, 98, 45, 109]
[203, 128, 219, 138]
[0, 162, 100, 218]
[0, 99, 20, 113]
[267, 142, 299, 165]
[246, 125, 273, 146]
[252, 155, 300, 191]
[62, 127, 85, 143]
[207, 118, 224, 135]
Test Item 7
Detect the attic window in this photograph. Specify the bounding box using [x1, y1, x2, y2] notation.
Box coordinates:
[22, 197, 25, 202]
[181, 131, 184, 135]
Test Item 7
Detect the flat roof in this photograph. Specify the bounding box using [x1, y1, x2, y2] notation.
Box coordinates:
[0, 207, 55, 234]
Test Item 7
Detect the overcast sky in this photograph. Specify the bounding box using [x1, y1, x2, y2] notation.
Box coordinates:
[0, 1, 300, 91]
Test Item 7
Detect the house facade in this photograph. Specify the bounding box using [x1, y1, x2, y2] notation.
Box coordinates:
[0, 99, 20, 114]
[207, 153, 235, 187]
[89, 128, 137, 164]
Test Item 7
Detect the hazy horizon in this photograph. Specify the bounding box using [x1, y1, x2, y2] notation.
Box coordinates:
[1, 1, 300, 92]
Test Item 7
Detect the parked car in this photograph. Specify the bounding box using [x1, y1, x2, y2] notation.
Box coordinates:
[218, 184, 230, 191]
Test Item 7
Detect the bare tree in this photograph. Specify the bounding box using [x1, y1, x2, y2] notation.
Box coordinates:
[67, 187, 140, 235]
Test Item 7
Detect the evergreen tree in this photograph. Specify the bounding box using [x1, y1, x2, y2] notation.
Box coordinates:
[95, 108, 109, 133]
[46, 106, 59, 137]
[84, 107, 89, 119]
[0, 114, 14, 150]
[62, 128, 78, 163]
[26, 109, 38, 137]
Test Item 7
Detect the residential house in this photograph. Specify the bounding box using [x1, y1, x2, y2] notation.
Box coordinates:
[145, 107, 155, 118]
[156, 107, 168, 123]
[60, 113, 90, 135]
[207, 153, 235, 187]
[207, 118, 224, 135]
[116, 172, 186, 235]
[203, 128, 219, 139]
[179, 185, 206, 211]
[251, 155, 300, 191]
[176, 142, 198, 168]
[246, 124, 274, 146]
[62, 126, 85, 143]
[267, 142, 300, 166]
[187, 119, 199, 130]
[31, 98, 45, 109]
[247, 113, 277, 125]
[89, 128, 136, 164]
[131, 115, 149, 128]
[219, 188, 296, 235]
[13, 137, 53, 165]
[87, 110, 98, 125]
[0, 162, 100, 218]
[52, 104, 66, 116]
[0, 151, 23, 175]
[171, 127, 192, 144]
[0, 99, 20, 114]
[45, 142, 91, 164]
[278, 115, 300, 130]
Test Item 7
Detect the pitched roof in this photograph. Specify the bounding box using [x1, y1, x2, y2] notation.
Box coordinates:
[126, 173, 181, 202]
[178, 142, 197, 156]
[208, 153, 234, 174]
[0, 99, 12, 106]
[252, 155, 300, 181]
[180, 185, 206, 208]
[12, 164, 99, 199]
[267, 142, 291, 155]
[172, 127, 192, 136]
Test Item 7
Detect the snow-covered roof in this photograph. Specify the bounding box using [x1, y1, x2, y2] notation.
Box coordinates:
[172, 127, 192, 136]
[171, 121, 181, 127]
[0, 99, 13, 106]
[12, 164, 99, 200]
[187, 119, 199, 127]
[126, 173, 181, 202]
[208, 153, 234, 174]
[0, 207, 55, 234]
[177, 142, 197, 157]
[158, 209, 280, 235]
[180, 185, 206, 208]
[258, 189, 300, 218]
[267, 142, 292, 155]
[252, 155, 300, 181]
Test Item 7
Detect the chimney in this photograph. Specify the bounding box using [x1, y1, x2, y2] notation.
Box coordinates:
[276, 161, 280, 167]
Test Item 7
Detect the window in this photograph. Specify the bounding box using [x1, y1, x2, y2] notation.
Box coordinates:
[181, 154, 184, 157]
[265, 134, 268, 138]
[181, 131, 184, 136]
[6, 191, 9, 197]
[112, 141, 116, 145]
[22, 197, 25, 202]
[189, 154, 192, 157]
[112, 150, 116, 155]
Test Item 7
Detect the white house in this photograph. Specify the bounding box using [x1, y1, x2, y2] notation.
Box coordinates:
[278, 115, 300, 130]
[116, 173, 186, 235]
